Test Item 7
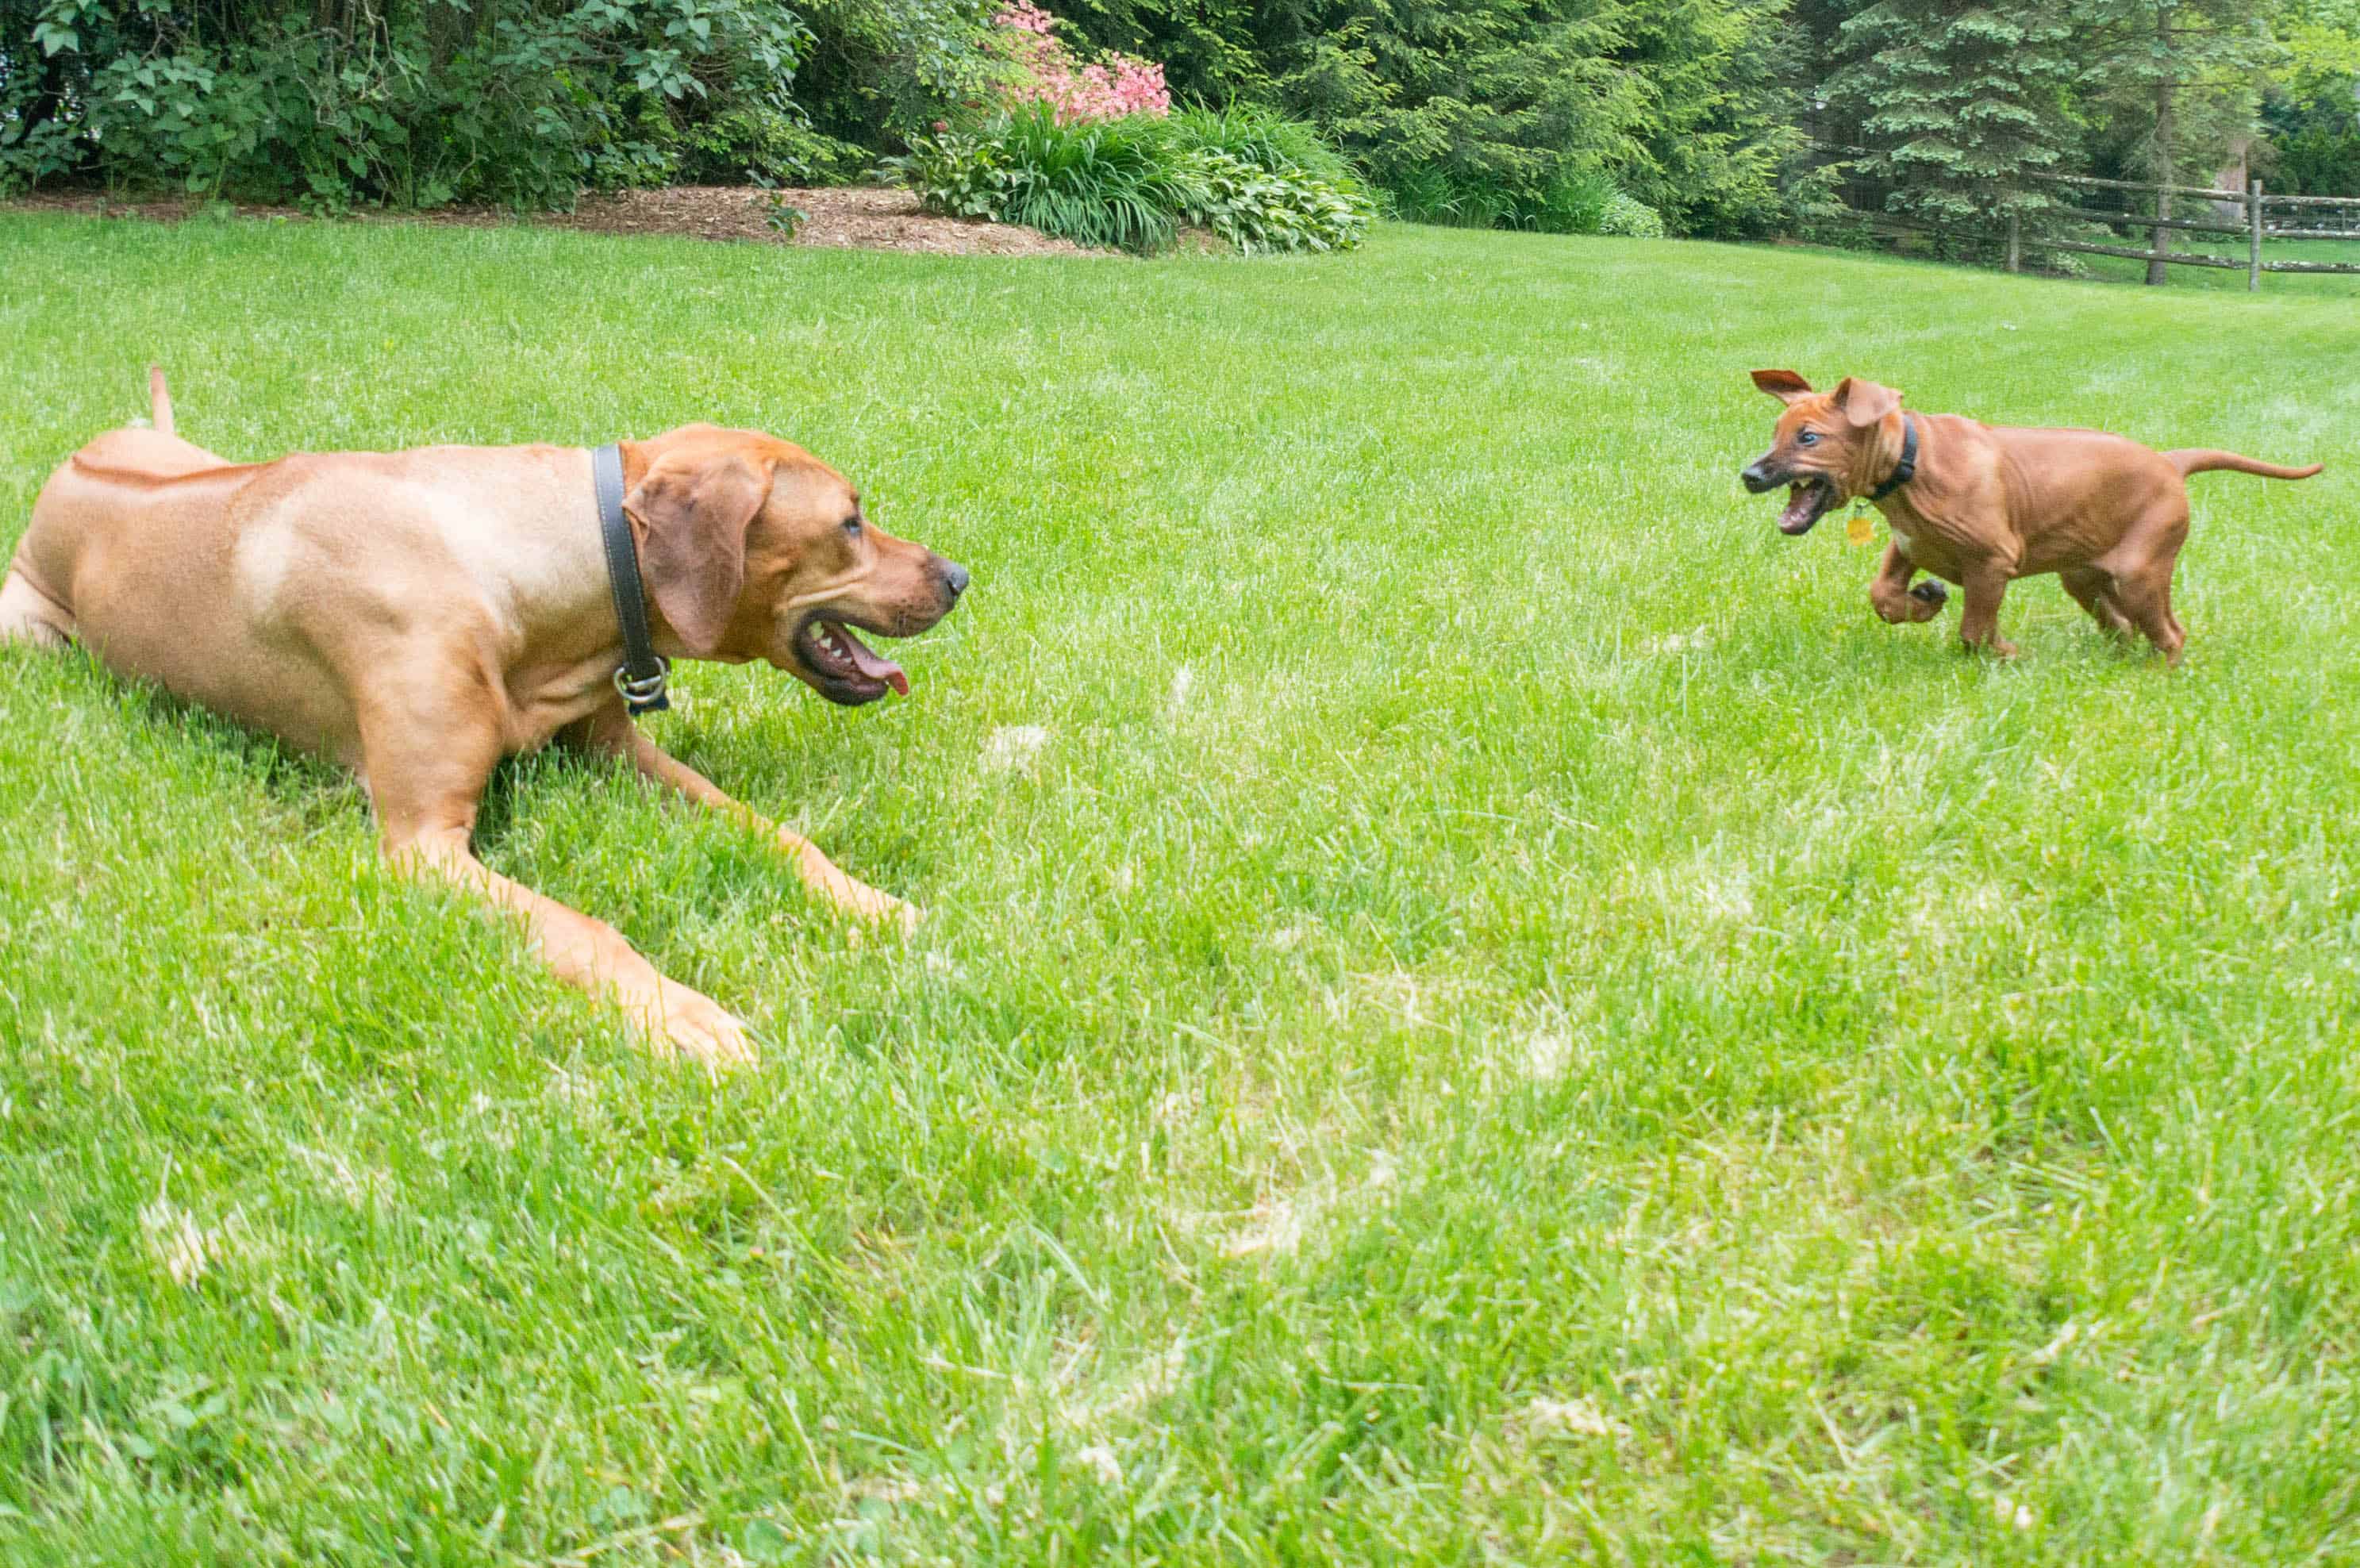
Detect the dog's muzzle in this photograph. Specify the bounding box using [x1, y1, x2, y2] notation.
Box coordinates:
[1740, 460, 1782, 494]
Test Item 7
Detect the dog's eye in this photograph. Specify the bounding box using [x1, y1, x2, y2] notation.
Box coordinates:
[843, 516, 863, 538]
[1797, 430, 1820, 447]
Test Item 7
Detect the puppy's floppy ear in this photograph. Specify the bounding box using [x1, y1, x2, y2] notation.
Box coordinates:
[625, 450, 772, 656]
[1750, 369, 1814, 403]
[1830, 376, 1902, 429]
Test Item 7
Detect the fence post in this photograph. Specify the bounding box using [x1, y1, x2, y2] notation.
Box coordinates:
[2006, 212, 2021, 273]
[2249, 179, 2262, 293]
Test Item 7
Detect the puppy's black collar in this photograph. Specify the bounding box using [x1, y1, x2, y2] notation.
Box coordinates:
[593, 443, 670, 714]
[1870, 415, 1919, 501]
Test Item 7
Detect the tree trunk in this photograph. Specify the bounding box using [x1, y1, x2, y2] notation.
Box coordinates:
[2147, 29, 2174, 286]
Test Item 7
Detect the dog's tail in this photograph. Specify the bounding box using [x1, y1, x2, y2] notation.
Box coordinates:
[148, 365, 176, 437]
[2167, 448, 2323, 482]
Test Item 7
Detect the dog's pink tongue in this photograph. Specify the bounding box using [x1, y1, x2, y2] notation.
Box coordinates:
[1782, 486, 1817, 528]
[835, 625, 908, 696]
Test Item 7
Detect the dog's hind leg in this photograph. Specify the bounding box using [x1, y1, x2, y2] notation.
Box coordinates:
[0, 557, 75, 649]
[2061, 567, 2135, 641]
[2104, 506, 2191, 665]
[2111, 567, 2186, 665]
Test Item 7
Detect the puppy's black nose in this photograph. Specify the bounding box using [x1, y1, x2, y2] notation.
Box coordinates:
[1740, 463, 1778, 494]
[938, 558, 971, 599]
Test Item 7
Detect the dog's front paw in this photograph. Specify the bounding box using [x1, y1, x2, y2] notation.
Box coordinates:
[842, 885, 923, 940]
[643, 982, 758, 1071]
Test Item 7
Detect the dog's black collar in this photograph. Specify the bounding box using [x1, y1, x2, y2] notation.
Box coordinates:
[592, 443, 670, 715]
[1870, 415, 1919, 501]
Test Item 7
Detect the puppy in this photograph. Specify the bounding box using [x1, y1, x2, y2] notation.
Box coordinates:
[1741, 370, 2320, 662]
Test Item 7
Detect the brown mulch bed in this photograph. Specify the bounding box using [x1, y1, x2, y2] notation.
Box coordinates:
[6, 183, 1107, 258]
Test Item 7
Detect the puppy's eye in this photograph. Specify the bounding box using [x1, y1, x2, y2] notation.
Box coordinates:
[843, 516, 863, 538]
[1797, 430, 1820, 447]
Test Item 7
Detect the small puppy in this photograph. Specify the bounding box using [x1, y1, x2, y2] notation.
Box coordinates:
[1740, 370, 2321, 663]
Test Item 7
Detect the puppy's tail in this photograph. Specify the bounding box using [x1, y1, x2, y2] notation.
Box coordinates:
[147, 365, 177, 437]
[2168, 448, 2323, 482]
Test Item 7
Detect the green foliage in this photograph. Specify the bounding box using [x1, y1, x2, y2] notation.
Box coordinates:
[2265, 11, 2360, 196]
[1178, 148, 1370, 252]
[1830, 0, 2077, 227]
[878, 124, 1015, 217]
[0, 0, 814, 207]
[1163, 101, 1356, 185]
[1597, 190, 1666, 236]
[994, 105, 1203, 251]
[2073, 0, 2281, 193]
[1381, 164, 1672, 239]
[885, 102, 1369, 253]
[2271, 119, 2360, 194]
[793, 0, 1007, 148]
[759, 192, 812, 235]
[1163, 104, 1372, 252]
[1047, 0, 1813, 240]
[680, 106, 870, 186]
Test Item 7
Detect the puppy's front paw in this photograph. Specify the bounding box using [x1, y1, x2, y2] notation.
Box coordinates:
[844, 886, 923, 940]
[644, 982, 758, 1071]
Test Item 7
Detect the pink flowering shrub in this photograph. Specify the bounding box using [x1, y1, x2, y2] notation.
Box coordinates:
[990, 2, 1170, 123]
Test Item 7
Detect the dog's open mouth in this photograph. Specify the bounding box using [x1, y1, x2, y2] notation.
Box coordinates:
[1780, 475, 1839, 536]
[798, 617, 907, 701]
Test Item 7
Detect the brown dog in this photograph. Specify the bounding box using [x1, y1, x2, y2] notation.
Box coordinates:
[1741, 370, 2320, 662]
[1, 369, 968, 1067]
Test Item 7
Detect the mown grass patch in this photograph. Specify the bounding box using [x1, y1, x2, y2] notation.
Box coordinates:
[4, 213, 2359, 1562]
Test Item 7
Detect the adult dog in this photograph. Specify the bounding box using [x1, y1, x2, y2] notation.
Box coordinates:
[2, 369, 967, 1066]
[1740, 369, 2320, 663]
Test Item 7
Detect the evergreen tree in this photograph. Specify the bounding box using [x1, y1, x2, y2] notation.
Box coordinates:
[2072, 0, 2277, 281]
[1829, 0, 2077, 233]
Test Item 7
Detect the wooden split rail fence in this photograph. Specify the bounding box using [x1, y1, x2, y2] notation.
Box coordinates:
[2003, 172, 2360, 290]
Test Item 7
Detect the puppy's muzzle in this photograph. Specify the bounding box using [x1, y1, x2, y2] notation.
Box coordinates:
[1740, 459, 1784, 494]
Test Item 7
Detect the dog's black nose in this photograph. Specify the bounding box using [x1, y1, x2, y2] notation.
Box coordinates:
[1740, 463, 1778, 494]
[938, 558, 971, 599]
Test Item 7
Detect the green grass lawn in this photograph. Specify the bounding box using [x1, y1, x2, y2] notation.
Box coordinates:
[5, 209, 2360, 1566]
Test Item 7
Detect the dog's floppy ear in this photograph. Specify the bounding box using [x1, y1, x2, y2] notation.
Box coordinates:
[1750, 369, 1814, 404]
[1830, 376, 1902, 428]
[625, 449, 772, 656]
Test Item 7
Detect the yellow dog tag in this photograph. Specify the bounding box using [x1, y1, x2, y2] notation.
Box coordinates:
[1846, 508, 1874, 548]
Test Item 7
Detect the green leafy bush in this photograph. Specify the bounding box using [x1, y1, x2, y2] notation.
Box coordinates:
[1381, 163, 1655, 240]
[880, 126, 1016, 218]
[1163, 103, 1358, 186]
[1180, 150, 1370, 253]
[1046, 0, 1812, 240]
[0, 0, 816, 208]
[885, 103, 1368, 255]
[1597, 193, 1666, 238]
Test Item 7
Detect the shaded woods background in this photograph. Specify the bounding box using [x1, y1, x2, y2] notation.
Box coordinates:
[2, 0, 2356, 233]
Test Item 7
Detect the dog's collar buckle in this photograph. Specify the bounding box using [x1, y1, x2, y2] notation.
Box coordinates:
[613, 659, 671, 709]
[1870, 415, 1919, 502]
[591, 442, 671, 715]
